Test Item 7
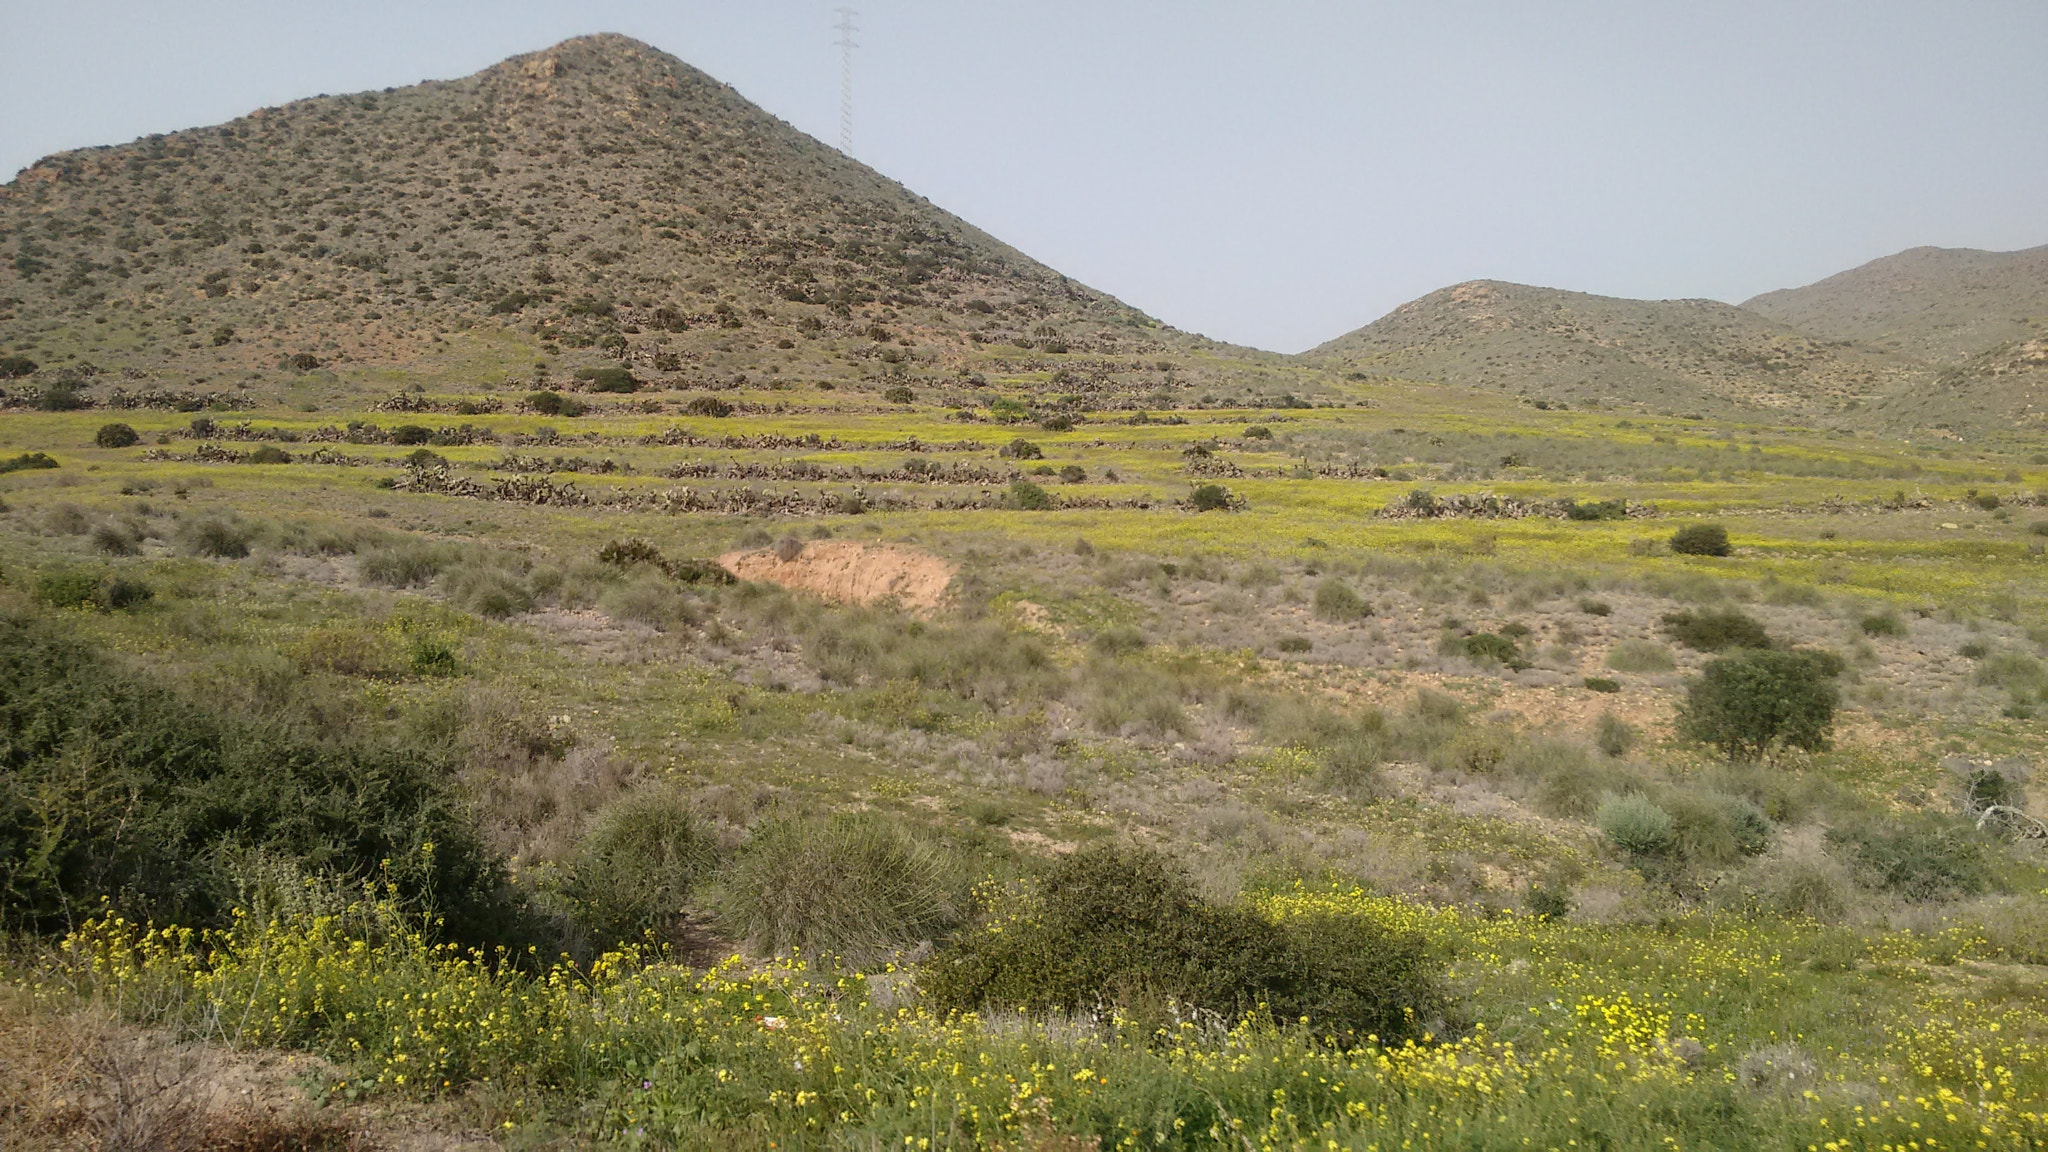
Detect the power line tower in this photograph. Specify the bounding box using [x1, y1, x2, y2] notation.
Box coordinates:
[833, 7, 859, 154]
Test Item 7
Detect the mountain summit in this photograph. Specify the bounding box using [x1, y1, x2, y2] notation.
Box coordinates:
[1, 34, 1253, 396]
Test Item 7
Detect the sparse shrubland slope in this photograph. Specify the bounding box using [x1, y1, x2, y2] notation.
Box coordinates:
[1306, 279, 1935, 427]
[1743, 244, 2048, 435]
[1742, 244, 2048, 365]
[0, 34, 1294, 399]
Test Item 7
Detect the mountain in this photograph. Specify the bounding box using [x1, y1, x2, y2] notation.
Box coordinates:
[1304, 279, 1928, 423]
[1742, 244, 2048, 365]
[0, 34, 1290, 401]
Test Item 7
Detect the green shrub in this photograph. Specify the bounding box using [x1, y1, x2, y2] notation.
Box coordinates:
[1670, 523, 1732, 556]
[0, 355, 37, 379]
[1274, 635, 1313, 653]
[1001, 437, 1042, 460]
[709, 813, 959, 962]
[1665, 790, 1771, 866]
[174, 514, 256, 558]
[1662, 608, 1772, 651]
[1605, 639, 1675, 673]
[389, 424, 434, 445]
[1680, 649, 1840, 763]
[1242, 425, 1273, 440]
[1579, 598, 1613, 616]
[1525, 883, 1572, 921]
[1598, 792, 1675, 856]
[1595, 712, 1636, 756]
[1189, 484, 1235, 512]
[357, 541, 451, 587]
[527, 390, 586, 417]
[1858, 611, 1907, 638]
[921, 844, 1446, 1042]
[567, 788, 719, 948]
[684, 396, 732, 417]
[1004, 480, 1055, 511]
[1825, 816, 1990, 901]
[405, 447, 447, 469]
[1058, 464, 1086, 483]
[1090, 625, 1147, 656]
[34, 569, 104, 610]
[94, 422, 139, 448]
[408, 637, 461, 677]
[441, 557, 536, 618]
[0, 615, 511, 940]
[1583, 677, 1621, 694]
[1451, 632, 1528, 669]
[245, 444, 292, 464]
[0, 451, 60, 474]
[574, 365, 639, 393]
[1565, 499, 1628, 521]
[1313, 579, 1371, 622]
[882, 384, 914, 405]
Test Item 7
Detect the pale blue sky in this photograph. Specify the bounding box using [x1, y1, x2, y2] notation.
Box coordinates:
[2, 2, 2043, 352]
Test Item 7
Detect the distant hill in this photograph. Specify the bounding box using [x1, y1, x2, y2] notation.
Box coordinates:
[1305, 279, 1929, 424]
[0, 34, 1292, 401]
[1742, 244, 2048, 365]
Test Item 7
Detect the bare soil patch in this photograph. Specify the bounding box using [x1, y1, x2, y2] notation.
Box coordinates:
[718, 540, 957, 617]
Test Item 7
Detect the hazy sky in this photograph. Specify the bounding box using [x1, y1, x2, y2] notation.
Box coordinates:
[3, 2, 2043, 352]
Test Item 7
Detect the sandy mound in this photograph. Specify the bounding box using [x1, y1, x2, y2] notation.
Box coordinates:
[718, 540, 957, 617]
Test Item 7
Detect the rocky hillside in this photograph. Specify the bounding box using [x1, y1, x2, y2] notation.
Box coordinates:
[1743, 244, 2048, 365]
[1305, 279, 1930, 424]
[0, 34, 1288, 402]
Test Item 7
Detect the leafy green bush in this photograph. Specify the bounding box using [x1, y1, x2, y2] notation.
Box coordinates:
[1000, 437, 1042, 460]
[1242, 425, 1273, 440]
[0, 355, 37, 378]
[684, 396, 732, 417]
[567, 788, 720, 948]
[389, 424, 434, 445]
[1670, 523, 1732, 556]
[1564, 499, 1628, 521]
[0, 614, 510, 939]
[882, 384, 914, 405]
[94, 422, 139, 448]
[1662, 608, 1772, 651]
[1451, 631, 1528, 669]
[1825, 816, 1990, 901]
[246, 444, 292, 464]
[1189, 483, 1234, 511]
[1274, 635, 1313, 653]
[408, 636, 460, 677]
[1598, 793, 1675, 856]
[575, 365, 639, 393]
[1004, 479, 1055, 511]
[527, 390, 587, 417]
[1605, 639, 1676, 673]
[1579, 598, 1613, 616]
[1583, 677, 1621, 694]
[1680, 649, 1839, 763]
[1313, 579, 1371, 622]
[921, 844, 1446, 1042]
[709, 813, 959, 962]
[0, 451, 60, 474]
[1858, 611, 1907, 638]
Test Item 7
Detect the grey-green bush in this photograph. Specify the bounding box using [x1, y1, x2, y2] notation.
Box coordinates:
[567, 788, 720, 948]
[709, 813, 959, 962]
[1598, 792, 1675, 857]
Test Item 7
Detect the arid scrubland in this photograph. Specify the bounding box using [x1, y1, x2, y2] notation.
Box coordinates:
[2, 31, 2046, 1152]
